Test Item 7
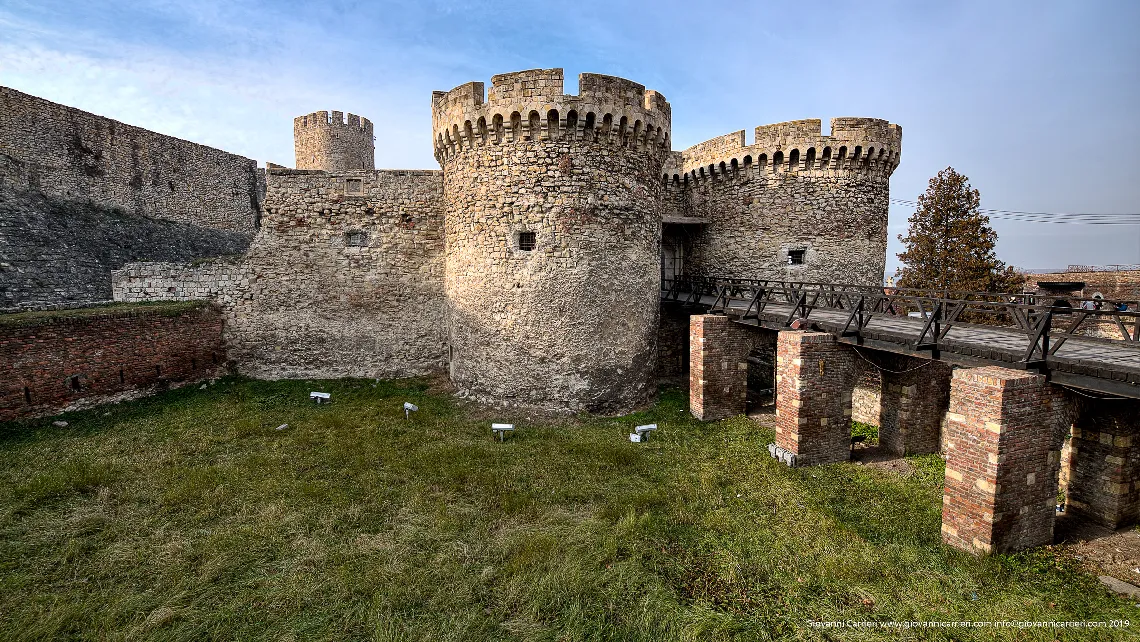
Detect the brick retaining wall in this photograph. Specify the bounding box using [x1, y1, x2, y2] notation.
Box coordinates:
[0, 303, 224, 421]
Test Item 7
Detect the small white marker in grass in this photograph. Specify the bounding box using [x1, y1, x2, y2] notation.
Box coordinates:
[492, 423, 514, 442]
[403, 402, 418, 420]
[310, 391, 330, 404]
[630, 423, 657, 443]
[276, 424, 289, 431]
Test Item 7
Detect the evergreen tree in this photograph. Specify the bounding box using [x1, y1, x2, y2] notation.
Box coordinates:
[895, 167, 1022, 293]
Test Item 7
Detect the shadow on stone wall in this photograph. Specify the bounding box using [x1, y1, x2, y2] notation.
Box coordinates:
[0, 189, 250, 309]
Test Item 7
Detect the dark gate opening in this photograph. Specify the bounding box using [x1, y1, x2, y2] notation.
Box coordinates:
[746, 344, 776, 413]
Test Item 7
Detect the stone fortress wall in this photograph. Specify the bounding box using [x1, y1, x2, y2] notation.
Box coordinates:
[0, 87, 261, 233]
[115, 169, 447, 381]
[0, 86, 263, 307]
[224, 168, 446, 379]
[432, 69, 671, 412]
[19, 67, 901, 414]
[0, 188, 253, 308]
[294, 111, 375, 171]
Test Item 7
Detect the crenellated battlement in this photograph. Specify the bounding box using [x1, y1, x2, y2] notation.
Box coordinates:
[294, 110, 374, 136]
[431, 68, 671, 161]
[669, 117, 902, 186]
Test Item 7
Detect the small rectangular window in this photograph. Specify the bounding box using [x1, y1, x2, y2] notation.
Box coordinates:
[518, 231, 536, 251]
[346, 230, 368, 247]
[68, 375, 81, 392]
[788, 249, 805, 265]
[345, 178, 363, 196]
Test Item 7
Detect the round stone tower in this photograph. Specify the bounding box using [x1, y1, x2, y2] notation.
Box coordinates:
[294, 110, 375, 170]
[432, 68, 672, 413]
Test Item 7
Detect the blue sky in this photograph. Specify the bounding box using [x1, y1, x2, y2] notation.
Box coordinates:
[1, 0, 1137, 273]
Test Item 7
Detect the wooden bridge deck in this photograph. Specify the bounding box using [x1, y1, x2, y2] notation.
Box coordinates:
[668, 292, 1140, 398]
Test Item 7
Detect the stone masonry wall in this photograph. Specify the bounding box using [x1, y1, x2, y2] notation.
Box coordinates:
[658, 303, 692, 378]
[1, 188, 250, 308]
[113, 169, 447, 380]
[1066, 398, 1140, 528]
[236, 169, 442, 379]
[0, 302, 224, 421]
[433, 69, 671, 413]
[0, 86, 259, 308]
[851, 365, 882, 426]
[112, 259, 241, 302]
[686, 176, 890, 285]
[0, 86, 260, 233]
[774, 331, 856, 465]
[941, 367, 1069, 554]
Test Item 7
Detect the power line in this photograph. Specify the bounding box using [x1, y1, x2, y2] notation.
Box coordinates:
[888, 198, 1140, 225]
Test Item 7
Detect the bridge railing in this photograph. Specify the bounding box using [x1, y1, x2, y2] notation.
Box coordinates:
[661, 276, 1140, 368]
[663, 275, 1138, 308]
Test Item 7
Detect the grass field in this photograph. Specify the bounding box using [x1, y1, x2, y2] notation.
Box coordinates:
[0, 377, 1135, 641]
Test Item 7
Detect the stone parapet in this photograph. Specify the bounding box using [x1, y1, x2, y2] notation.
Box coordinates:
[674, 118, 901, 184]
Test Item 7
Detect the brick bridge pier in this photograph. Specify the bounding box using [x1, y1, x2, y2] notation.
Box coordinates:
[687, 314, 1140, 554]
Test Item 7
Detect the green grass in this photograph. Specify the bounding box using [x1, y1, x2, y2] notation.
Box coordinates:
[851, 421, 879, 444]
[0, 378, 1135, 641]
